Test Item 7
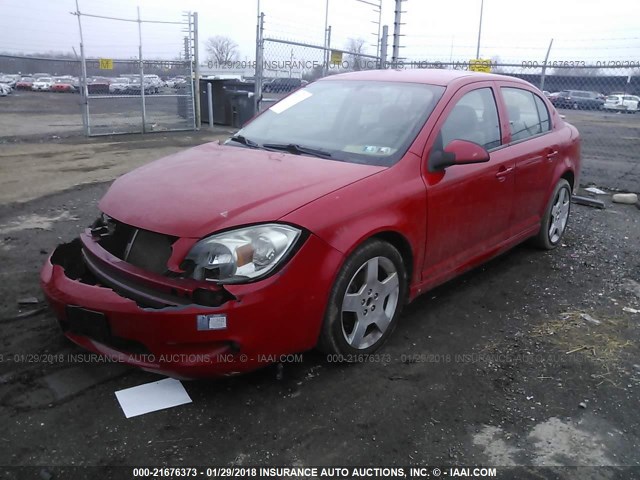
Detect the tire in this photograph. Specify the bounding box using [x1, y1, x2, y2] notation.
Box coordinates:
[531, 178, 572, 250]
[318, 239, 407, 355]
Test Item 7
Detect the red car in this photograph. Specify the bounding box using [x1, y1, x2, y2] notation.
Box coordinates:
[15, 77, 34, 90]
[51, 78, 77, 93]
[41, 69, 581, 378]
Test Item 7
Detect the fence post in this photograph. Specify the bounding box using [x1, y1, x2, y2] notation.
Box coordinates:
[74, 0, 90, 136]
[325, 26, 332, 76]
[137, 7, 147, 133]
[193, 12, 201, 129]
[254, 12, 264, 113]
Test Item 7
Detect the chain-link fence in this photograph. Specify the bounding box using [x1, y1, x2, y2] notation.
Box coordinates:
[73, 7, 196, 136]
[258, 37, 381, 110]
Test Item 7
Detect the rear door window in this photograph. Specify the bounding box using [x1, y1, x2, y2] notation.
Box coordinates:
[501, 87, 549, 142]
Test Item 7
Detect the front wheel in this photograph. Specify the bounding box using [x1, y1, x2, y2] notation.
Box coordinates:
[318, 239, 407, 355]
[531, 178, 572, 250]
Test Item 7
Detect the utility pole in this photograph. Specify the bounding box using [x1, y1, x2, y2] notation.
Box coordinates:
[539, 38, 554, 91]
[391, 0, 406, 67]
[380, 25, 388, 68]
[475, 0, 484, 59]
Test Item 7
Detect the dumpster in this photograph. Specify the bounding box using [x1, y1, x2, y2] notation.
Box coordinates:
[228, 91, 255, 128]
[200, 79, 256, 125]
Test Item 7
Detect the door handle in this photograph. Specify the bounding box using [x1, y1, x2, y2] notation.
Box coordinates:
[495, 166, 514, 180]
[546, 149, 559, 160]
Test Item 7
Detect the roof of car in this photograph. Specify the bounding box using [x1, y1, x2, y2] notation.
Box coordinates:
[321, 68, 525, 87]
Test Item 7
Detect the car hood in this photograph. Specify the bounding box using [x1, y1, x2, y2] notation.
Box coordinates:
[99, 142, 384, 238]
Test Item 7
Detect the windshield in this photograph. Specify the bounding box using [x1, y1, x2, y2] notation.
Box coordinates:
[236, 80, 445, 166]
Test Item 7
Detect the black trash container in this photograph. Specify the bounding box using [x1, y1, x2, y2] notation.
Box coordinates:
[228, 91, 255, 128]
[200, 79, 256, 125]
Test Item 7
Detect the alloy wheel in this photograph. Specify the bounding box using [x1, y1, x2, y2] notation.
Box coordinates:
[340, 256, 399, 349]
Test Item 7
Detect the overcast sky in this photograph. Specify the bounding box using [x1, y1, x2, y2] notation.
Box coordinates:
[2, 0, 640, 65]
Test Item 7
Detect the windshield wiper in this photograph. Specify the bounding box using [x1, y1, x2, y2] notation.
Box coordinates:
[261, 143, 332, 158]
[227, 134, 260, 149]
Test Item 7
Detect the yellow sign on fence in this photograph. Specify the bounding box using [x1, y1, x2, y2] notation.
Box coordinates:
[469, 59, 492, 73]
[330, 50, 343, 65]
[99, 58, 114, 70]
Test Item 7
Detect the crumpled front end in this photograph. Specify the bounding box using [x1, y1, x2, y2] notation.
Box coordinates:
[40, 215, 342, 378]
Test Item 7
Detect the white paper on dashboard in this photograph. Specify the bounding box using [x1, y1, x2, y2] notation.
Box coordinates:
[115, 378, 192, 418]
[269, 90, 312, 114]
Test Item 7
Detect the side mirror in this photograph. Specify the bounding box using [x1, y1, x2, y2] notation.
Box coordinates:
[429, 139, 490, 172]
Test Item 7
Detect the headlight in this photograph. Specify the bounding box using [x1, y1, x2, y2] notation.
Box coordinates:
[184, 224, 302, 283]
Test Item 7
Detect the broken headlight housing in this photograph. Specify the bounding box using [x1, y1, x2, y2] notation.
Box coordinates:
[183, 224, 302, 284]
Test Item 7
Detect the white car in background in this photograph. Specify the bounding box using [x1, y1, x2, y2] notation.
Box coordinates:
[603, 94, 640, 113]
[32, 77, 54, 91]
[109, 77, 131, 94]
[0, 83, 12, 96]
[143, 74, 162, 92]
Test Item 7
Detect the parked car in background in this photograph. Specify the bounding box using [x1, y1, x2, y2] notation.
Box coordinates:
[109, 77, 131, 94]
[144, 74, 162, 92]
[32, 77, 54, 91]
[87, 77, 110, 94]
[603, 94, 640, 113]
[0, 83, 12, 96]
[16, 76, 35, 90]
[549, 90, 604, 110]
[0, 75, 18, 88]
[126, 77, 156, 95]
[41, 69, 581, 378]
[263, 77, 303, 93]
[51, 77, 77, 93]
[173, 77, 188, 88]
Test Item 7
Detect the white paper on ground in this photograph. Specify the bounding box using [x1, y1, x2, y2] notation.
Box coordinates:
[115, 378, 192, 418]
[585, 187, 607, 195]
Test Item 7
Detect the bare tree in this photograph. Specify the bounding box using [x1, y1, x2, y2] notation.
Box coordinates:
[345, 38, 367, 71]
[490, 55, 507, 74]
[205, 36, 239, 66]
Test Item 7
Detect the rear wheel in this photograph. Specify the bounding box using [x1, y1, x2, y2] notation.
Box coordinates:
[318, 239, 407, 355]
[531, 179, 572, 250]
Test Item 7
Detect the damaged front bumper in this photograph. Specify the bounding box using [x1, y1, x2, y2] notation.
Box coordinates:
[40, 230, 342, 378]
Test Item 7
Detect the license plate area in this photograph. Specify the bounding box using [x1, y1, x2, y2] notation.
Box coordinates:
[65, 306, 111, 342]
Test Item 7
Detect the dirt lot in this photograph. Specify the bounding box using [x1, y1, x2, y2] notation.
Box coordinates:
[0, 100, 639, 479]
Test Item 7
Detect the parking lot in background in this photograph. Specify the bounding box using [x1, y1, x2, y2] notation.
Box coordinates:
[2, 89, 640, 192]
